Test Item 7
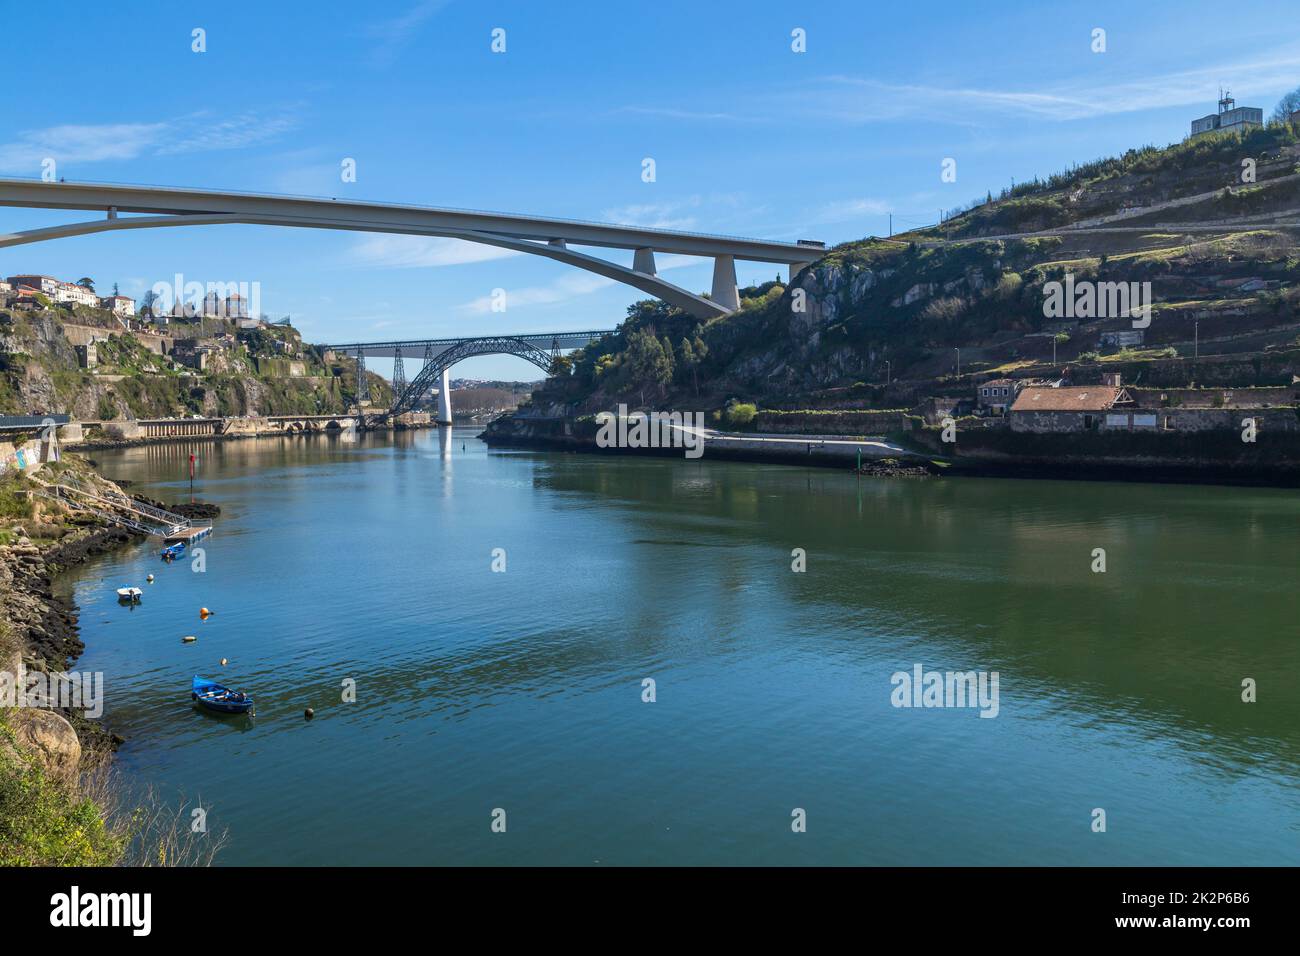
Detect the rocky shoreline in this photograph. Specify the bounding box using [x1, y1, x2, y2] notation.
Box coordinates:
[1, 520, 139, 756]
[0, 468, 147, 759]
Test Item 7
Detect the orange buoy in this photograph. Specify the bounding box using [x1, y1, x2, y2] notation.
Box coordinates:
[199, 608, 212, 619]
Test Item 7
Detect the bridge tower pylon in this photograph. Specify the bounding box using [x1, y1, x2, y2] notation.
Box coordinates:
[392, 345, 406, 399]
[355, 348, 370, 405]
[437, 368, 453, 425]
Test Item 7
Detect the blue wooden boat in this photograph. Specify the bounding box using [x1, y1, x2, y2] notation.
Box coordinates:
[160, 542, 186, 560]
[192, 675, 255, 715]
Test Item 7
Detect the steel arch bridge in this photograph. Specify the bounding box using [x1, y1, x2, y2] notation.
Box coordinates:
[393, 336, 552, 418]
[327, 329, 612, 420]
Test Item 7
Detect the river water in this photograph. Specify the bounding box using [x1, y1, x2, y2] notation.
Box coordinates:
[61, 428, 1300, 865]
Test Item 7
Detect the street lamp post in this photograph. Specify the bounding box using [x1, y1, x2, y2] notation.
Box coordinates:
[1194, 321, 1199, 360]
[885, 360, 891, 386]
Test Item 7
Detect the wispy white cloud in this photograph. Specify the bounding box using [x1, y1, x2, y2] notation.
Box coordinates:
[458, 273, 614, 314]
[0, 123, 164, 172]
[810, 197, 892, 224]
[613, 44, 1300, 129]
[600, 193, 756, 231]
[610, 106, 762, 124]
[349, 234, 523, 268]
[809, 47, 1300, 123]
[366, 0, 451, 66]
[0, 110, 301, 174]
[454, 252, 703, 314]
[600, 198, 702, 230]
[157, 110, 301, 155]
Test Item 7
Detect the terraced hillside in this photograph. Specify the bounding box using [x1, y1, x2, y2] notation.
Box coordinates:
[529, 123, 1300, 415]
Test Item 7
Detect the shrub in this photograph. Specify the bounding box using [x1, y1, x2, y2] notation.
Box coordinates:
[723, 401, 758, 428]
[0, 717, 122, 866]
[0, 478, 33, 520]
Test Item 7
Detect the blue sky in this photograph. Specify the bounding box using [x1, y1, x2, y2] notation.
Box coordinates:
[4, 0, 1299, 379]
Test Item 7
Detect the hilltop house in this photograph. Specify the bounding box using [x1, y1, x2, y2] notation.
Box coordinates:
[1190, 91, 1262, 138]
[99, 294, 136, 318]
[54, 282, 98, 308]
[6, 275, 59, 297]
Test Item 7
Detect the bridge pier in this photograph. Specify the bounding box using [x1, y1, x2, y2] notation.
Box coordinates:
[633, 247, 657, 276]
[789, 260, 814, 281]
[437, 367, 453, 425]
[711, 254, 740, 312]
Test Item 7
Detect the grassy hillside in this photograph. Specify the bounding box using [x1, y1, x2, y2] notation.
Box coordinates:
[529, 123, 1300, 416]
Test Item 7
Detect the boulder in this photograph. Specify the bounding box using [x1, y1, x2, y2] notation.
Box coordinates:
[4, 708, 82, 777]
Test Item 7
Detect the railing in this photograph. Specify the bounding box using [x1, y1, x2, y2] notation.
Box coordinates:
[35, 488, 161, 536]
[31, 474, 197, 536]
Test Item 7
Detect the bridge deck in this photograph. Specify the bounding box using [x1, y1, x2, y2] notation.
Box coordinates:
[0, 179, 824, 262]
[327, 329, 614, 358]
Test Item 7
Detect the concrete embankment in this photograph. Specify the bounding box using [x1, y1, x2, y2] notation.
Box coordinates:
[67, 411, 435, 451]
[482, 413, 1300, 486]
[479, 415, 943, 472]
[907, 426, 1300, 486]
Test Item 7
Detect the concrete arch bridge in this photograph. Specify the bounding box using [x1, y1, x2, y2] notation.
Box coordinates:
[0, 179, 823, 320]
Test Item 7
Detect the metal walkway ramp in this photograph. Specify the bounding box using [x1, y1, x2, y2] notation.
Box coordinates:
[29, 475, 201, 537]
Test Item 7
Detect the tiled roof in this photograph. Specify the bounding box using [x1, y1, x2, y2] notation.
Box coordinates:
[1010, 386, 1124, 413]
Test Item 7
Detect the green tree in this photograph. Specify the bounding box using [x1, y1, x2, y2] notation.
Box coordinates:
[75, 277, 95, 291]
[624, 328, 673, 405]
[677, 336, 709, 395]
[1272, 86, 1300, 123]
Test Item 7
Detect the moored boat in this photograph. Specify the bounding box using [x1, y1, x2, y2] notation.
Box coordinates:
[116, 587, 142, 603]
[161, 542, 186, 560]
[191, 675, 255, 715]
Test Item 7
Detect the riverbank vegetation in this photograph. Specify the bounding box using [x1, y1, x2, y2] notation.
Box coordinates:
[0, 712, 121, 866]
[0, 724, 229, 866]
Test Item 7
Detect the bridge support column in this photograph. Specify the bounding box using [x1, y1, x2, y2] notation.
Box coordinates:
[633, 247, 657, 276]
[788, 261, 814, 282]
[437, 367, 453, 425]
[711, 254, 739, 312]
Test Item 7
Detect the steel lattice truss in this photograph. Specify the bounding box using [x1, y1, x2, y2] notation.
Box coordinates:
[387, 336, 557, 418]
[328, 329, 613, 421]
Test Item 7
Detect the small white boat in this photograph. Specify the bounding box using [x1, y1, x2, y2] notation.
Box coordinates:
[116, 587, 143, 603]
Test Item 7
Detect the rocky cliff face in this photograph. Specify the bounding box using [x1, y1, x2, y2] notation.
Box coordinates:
[1, 305, 372, 419]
